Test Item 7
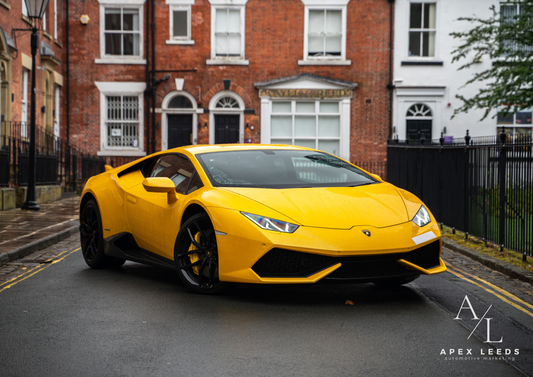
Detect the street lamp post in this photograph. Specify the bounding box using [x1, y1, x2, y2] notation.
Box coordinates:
[21, 0, 50, 211]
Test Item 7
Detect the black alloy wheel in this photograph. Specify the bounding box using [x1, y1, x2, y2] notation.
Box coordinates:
[80, 199, 125, 269]
[174, 213, 226, 294]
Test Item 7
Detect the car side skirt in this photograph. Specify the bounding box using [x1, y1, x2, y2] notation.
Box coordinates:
[104, 232, 175, 270]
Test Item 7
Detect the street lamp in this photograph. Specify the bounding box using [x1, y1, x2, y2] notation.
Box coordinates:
[21, 0, 50, 211]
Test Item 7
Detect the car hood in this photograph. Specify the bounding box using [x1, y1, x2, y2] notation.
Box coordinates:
[220, 183, 410, 229]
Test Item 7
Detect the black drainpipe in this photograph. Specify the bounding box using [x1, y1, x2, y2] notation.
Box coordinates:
[145, 0, 151, 154]
[150, 0, 156, 154]
[387, 0, 395, 140]
[66, 0, 70, 142]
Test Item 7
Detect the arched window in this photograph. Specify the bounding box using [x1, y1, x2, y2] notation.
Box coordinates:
[216, 96, 239, 108]
[407, 103, 432, 118]
[168, 95, 193, 109]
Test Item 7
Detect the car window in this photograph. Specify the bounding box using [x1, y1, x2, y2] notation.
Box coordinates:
[151, 154, 203, 194]
[196, 150, 377, 189]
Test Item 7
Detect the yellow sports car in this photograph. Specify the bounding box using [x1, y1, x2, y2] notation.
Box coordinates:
[79, 144, 446, 294]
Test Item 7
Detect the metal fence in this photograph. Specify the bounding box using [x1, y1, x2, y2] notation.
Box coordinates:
[387, 131, 533, 257]
[353, 160, 387, 180]
[0, 121, 108, 191]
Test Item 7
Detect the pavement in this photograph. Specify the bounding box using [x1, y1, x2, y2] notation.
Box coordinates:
[0, 195, 533, 286]
[0, 195, 79, 266]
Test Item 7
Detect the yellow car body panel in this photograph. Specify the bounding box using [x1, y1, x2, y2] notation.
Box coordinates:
[80, 144, 446, 291]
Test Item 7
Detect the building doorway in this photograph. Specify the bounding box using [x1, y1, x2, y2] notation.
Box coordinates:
[161, 92, 197, 150]
[214, 114, 239, 144]
[406, 103, 432, 141]
[209, 92, 244, 144]
[168, 114, 193, 148]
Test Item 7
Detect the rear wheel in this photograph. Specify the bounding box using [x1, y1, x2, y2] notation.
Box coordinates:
[80, 199, 125, 269]
[174, 213, 226, 294]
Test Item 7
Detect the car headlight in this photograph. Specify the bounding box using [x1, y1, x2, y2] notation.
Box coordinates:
[412, 205, 431, 227]
[241, 212, 299, 233]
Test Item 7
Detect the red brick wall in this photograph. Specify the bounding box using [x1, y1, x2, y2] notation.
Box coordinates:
[68, 0, 392, 164]
[0, 0, 66, 136]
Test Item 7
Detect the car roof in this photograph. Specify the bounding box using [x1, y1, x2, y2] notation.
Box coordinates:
[171, 144, 316, 156]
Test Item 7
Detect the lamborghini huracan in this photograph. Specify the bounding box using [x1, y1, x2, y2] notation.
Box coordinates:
[79, 144, 446, 294]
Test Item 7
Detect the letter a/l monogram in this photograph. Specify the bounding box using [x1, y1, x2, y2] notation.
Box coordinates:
[454, 295, 503, 343]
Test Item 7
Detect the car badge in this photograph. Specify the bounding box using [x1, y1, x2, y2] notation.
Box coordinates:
[362, 230, 371, 237]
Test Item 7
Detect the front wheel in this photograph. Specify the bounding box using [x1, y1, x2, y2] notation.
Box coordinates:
[174, 213, 226, 294]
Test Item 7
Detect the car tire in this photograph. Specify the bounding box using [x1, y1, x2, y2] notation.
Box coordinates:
[80, 199, 125, 269]
[174, 213, 226, 294]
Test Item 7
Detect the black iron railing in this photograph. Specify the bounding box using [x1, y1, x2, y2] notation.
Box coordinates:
[0, 121, 132, 191]
[387, 130, 533, 257]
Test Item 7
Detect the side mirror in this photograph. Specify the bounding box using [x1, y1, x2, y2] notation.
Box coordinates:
[142, 178, 178, 204]
[370, 173, 382, 181]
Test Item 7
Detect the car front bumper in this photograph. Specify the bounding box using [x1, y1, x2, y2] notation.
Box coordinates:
[208, 207, 446, 284]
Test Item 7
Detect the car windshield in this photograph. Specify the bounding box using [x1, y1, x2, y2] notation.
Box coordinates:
[196, 150, 378, 188]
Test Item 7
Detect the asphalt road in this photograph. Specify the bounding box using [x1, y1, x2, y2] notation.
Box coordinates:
[1, 235, 532, 377]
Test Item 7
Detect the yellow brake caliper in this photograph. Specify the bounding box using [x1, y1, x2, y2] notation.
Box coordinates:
[188, 232, 202, 275]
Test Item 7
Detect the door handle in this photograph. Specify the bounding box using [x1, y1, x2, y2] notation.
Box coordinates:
[127, 195, 137, 204]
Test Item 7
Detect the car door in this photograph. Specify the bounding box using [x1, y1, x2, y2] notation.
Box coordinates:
[125, 153, 203, 260]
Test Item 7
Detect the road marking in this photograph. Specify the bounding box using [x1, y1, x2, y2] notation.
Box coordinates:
[448, 262, 533, 311]
[0, 247, 80, 293]
[446, 262, 533, 318]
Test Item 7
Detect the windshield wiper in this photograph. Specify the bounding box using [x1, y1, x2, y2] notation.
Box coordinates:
[348, 182, 376, 187]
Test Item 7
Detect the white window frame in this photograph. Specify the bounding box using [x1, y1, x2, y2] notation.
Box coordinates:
[95, 82, 146, 156]
[406, 1, 439, 60]
[54, 86, 60, 137]
[299, 0, 351, 66]
[258, 78, 354, 161]
[22, 0, 27, 17]
[21, 69, 29, 138]
[497, 105, 532, 127]
[96, 0, 146, 65]
[166, 0, 195, 45]
[207, 0, 249, 66]
[269, 100, 344, 156]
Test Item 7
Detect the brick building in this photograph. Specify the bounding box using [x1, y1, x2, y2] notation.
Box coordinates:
[0, 0, 65, 142]
[67, 0, 393, 164]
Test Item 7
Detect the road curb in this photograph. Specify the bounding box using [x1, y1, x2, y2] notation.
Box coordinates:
[0, 225, 79, 267]
[443, 238, 533, 285]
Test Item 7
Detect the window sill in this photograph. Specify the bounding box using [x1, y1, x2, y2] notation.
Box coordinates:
[0, 0, 10, 10]
[298, 59, 351, 66]
[97, 150, 146, 157]
[43, 31, 53, 41]
[95, 58, 147, 65]
[401, 61, 443, 66]
[206, 59, 249, 66]
[21, 14, 32, 26]
[166, 40, 195, 45]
